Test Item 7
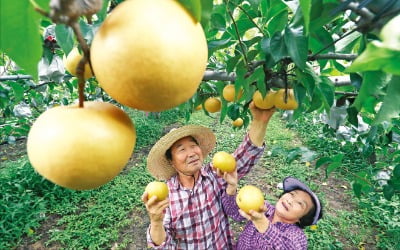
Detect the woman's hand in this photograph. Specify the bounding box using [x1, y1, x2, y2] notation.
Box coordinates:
[223, 169, 238, 195]
[249, 101, 276, 123]
[239, 204, 270, 233]
[214, 167, 238, 195]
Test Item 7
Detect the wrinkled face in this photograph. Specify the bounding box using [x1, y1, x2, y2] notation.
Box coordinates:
[275, 190, 314, 224]
[170, 136, 204, 176]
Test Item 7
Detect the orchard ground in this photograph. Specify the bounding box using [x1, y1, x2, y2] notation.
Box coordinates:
[1, 110, 378, 249]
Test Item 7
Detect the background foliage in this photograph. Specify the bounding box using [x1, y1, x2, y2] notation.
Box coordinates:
[1, 0, 400, 248]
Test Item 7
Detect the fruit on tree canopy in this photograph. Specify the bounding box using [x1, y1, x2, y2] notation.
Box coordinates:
[223, 85, 244, 102]
[204, 97, 221, 113]
[195, 104, 202, 111]
[145, 181, 169, 201]
[27, 101, 136, 190]
[90, 0, 208, 111]
[253, 90, 276, 109]
[274, 89, 298, 110]
[232, 118, 244, 127]
[64, 47, 93, 80]
[212, 151, 236, 172]
[236, 185, 265, 214]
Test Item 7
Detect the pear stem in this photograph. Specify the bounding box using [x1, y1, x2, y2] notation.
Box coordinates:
[70, 22, 91, 108]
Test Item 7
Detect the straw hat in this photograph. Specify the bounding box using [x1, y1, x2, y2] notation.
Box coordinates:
[147, 125, 216, 180]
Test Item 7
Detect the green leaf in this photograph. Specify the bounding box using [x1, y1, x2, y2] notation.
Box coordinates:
[346, 41, 400, 75]
[8, 82, 25, 103]
[352, 71, 387, 111]
[383, 184, 395, 200]
[326, 161, 341, 177]
[0, 0, 43, 79]
[207, 38, 232, 55]
[96, 0, 110, 22]
[178, 0, 201, 22]
[332, 153, 344, 163]
[309, 27, 334, 68]
[347, 106, 359, 127]
[309, 2, 340, 31]
[260, 37, 277, 68]
[55, 24, 75, 55]
[299, 0, 311, 35]
[266, 10, 288, 36]
[319, 77, 335, 110]
[284, 26, 308, 70]
[247, 0, 261, 11]
[394, 164, 400, 178]
[307, 90, 323, 113]
[227, 104, 240, 121]
[270, 32, 288, 62]
[352, 182, 362, 198]
[373, 76, 400, 125]
[295, 67, 316, 96]
[315, 156, 331, 169]
[200, 0, 213, 29]
[211, 13, 226, 31]
[335, 31, 362, 54]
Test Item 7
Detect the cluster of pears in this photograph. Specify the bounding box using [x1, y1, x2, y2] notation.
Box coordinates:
[27, 0, 208, 190]
[253, 89, 298, 110]
[196, 84, 297, 128]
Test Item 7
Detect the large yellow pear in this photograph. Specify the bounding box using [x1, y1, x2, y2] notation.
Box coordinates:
[90, 0, 208, 111]
[27, 102, 136, 190]
[204, 97, 221, 113]
[232, 118, 244, 127]
[274, 89, 298, 110]
[64, 47, 93, 80]
[223, 85, 244, 102]
[236, 185, 265, 214]
[253, 90, 276, 109]
[212, 151, 236, 173]
[145, 181, 169, 201]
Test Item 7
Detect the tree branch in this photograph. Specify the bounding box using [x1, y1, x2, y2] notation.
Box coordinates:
[0, 75, 33, 81]
[202, 70, 352, 87]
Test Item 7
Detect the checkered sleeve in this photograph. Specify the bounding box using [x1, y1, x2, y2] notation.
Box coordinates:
[221, 191, 245, 222]
[146, 206, 176, 249]
[233, 133, 265, 179]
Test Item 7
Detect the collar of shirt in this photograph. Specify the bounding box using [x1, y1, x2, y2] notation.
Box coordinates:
[169, 164, 209, 191]
[265, 203, 300, 230]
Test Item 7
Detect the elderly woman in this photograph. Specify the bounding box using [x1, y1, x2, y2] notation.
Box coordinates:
[221, 171, 323, 250]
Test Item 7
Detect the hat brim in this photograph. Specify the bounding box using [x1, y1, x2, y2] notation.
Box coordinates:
[147, 125, 216, 180]
[283, 177, 321, 225]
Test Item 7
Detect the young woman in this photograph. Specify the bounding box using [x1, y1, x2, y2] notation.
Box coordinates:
[221, 171, 323, 250]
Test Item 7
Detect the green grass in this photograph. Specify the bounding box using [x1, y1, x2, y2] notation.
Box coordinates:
[1, 109, 398, 249]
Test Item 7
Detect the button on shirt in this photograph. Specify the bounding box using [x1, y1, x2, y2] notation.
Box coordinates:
[222, 193, 308, 250]
[147, 133, 265, 249]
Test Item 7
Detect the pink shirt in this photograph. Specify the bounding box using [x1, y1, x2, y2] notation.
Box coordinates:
[222, 193, 308, 250]
[147, 133, 265, 249]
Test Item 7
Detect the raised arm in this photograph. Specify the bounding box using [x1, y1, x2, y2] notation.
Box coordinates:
[248, 101, 275, 147]
[141, 191, 169, 246]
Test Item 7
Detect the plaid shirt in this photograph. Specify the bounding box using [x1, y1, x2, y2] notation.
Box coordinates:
[147, 133, 265, 249]
[222, 193, 308, 250]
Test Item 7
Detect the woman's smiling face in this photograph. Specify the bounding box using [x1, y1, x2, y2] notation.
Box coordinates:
[274, 190, 314, 224]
